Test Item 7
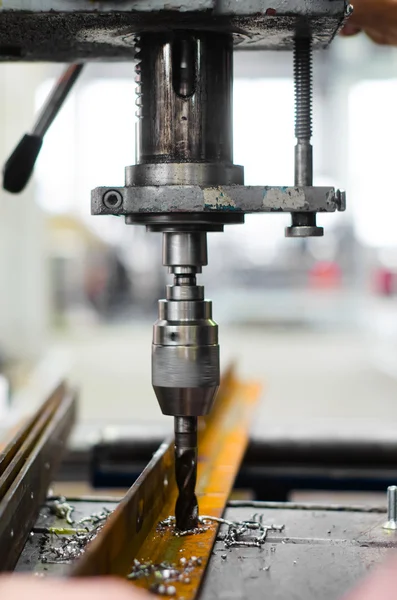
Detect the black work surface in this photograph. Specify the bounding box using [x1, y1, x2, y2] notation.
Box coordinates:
[15, 498, 119, 576]
[201, 502, 396, 600]
[15, 499, 397, 600]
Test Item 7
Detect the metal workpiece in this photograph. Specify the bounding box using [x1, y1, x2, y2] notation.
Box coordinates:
[383, 485, 397, 530]
[0, 2, 349, 61]
[92, 185, 345, 216]
[0, 383, 76, 571]
[286, 36, 323, 238]
[174, 416, 199, 530]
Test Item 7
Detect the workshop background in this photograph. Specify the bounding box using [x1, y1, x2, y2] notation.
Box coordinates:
[1, 34, 397, 499]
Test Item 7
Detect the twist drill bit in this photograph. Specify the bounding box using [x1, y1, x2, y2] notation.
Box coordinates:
[174, 417, 199, 531]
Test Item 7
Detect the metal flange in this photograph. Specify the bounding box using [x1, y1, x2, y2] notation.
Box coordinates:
[91, 185, 346, 217]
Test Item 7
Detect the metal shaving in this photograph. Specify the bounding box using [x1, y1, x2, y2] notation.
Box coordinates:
[40, 523, 104, 564]
[77, 507, 112, 526]
[157, 516, 209, 537]
[156, 514, 284, 548]
[127, 557, 202, 595]
[215, 513, 285, 548]
[39, 503, 112, 565]
[48, 498, 75, 525]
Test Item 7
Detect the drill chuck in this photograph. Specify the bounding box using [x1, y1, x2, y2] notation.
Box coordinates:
[152, 231, 220, 417]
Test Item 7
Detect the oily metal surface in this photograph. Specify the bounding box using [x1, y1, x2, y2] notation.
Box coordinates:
[71, 370, 261, 599]
[202, 503, 396, 600]
[0, 2, 347, 60]
[16, 498, 119, 576]
[92, 185, 345, 216]
[0, 386, 77, 572]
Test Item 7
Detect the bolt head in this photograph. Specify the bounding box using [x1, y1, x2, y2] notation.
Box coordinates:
[285, 225, 324, 238]
[103, 189, 123, 210]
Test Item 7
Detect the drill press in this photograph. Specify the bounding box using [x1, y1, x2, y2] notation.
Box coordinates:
[133, 32, 244, 529]
[127, 29, 336, 530]
[1, 1, 349, 531]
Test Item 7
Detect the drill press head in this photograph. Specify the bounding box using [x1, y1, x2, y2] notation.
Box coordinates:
[82, 22, 344, 532]
[152, 231, 219, 418]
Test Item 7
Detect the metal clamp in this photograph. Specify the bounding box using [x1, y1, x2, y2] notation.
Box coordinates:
[91, 185, 346, 217]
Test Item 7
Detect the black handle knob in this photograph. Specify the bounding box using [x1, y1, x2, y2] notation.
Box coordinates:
[3, 134, 43, 194]
[2, 63, 83, 194]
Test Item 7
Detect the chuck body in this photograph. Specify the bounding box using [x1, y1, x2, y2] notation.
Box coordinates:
[152, 232, 220, 417]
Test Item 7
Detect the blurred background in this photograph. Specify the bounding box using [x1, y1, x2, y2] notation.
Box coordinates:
[1, 33, 397, 498]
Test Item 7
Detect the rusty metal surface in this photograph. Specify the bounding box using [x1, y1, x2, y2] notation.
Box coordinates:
[71, 370, 261, 598]
[92, 185, 345, 217]
[201, 502, 397, 600]
[0, 384, 77, 571]
[0, 1, 348, 61]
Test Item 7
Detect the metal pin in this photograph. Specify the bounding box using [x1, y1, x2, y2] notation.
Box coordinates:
[383, 485, 397, 530]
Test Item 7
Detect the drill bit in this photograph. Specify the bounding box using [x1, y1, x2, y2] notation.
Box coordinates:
[174, 416, 199, 531]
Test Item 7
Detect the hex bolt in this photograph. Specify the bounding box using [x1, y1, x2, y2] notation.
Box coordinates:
[383, 485, 397, 530]
[103, 189, 123, 210]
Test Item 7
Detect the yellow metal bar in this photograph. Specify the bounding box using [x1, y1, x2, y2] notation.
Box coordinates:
[72, 368, 261, 598]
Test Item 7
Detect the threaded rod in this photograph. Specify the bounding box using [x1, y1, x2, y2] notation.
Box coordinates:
[288, 36, 323, 236]
[294, 37, 313, 187]
[294, 38, 313, 144]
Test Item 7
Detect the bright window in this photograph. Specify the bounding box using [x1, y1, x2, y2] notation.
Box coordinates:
[349, 80, 397, 247]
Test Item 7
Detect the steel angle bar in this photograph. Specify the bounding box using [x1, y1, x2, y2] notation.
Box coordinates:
[72, 368, 261, 599]
[0, 383, 65, 476]
[0, 383, 77, 571]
